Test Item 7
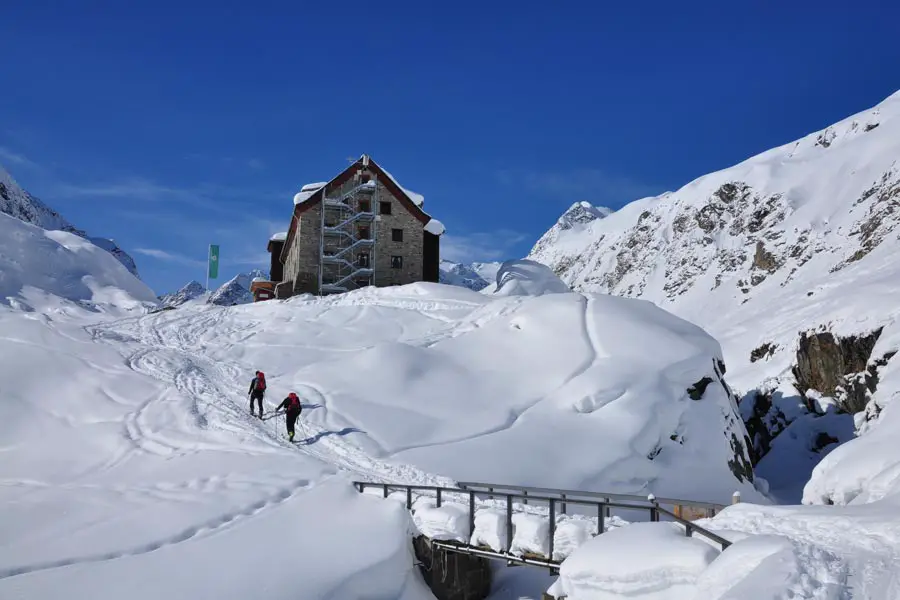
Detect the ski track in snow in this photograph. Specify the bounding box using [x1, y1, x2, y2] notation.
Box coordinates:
[87, 306, 455, 488]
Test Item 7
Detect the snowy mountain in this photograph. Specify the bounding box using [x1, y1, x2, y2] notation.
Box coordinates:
[157, 280, 206, 308]
[438, 259, 502, 291]
[0, 210, 156, 312]
[0, 163, 141, 278]
[527, 90, 900, 506]
[206, 270, 267, 306]
[529, 200, 613, 263]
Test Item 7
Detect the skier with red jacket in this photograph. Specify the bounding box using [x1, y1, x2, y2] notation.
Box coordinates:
[248, 371, 267, 419]
[276, 392, 303, 442]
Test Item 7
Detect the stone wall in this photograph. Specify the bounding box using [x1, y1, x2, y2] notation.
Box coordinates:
[372, 178, 425, 287]
[282, 204, 323, 296]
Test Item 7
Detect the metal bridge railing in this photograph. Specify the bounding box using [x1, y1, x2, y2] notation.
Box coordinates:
[353, 481, 732, 570]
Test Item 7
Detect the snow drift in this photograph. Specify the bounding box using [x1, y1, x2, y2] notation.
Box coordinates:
[0, 211, 156, 312]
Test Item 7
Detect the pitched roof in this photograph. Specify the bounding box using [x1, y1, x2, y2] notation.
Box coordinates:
[280, 155, 440, 263]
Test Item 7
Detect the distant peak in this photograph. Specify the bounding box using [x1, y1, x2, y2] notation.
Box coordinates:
[558, 201, 613, 230]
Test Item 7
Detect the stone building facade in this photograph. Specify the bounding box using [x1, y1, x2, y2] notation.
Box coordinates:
[266, 155, 444, 298]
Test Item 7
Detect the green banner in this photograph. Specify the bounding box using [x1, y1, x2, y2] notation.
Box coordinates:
[208, 244, 220, 279]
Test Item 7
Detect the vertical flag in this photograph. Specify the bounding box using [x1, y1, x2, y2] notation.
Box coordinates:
[207, 244, 219, 291]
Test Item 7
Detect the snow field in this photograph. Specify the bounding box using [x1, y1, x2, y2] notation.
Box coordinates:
[0, 252, 762, 599]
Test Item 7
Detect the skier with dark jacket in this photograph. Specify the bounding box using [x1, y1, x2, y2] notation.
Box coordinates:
[248, 371, 267, 419]
[276, 392, 303, 442]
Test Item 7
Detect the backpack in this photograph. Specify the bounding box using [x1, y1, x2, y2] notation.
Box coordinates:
[288, 393, 300, 411]
[256, 372, 267, 391]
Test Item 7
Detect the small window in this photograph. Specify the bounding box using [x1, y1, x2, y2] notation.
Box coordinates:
[358, 226, 371, 240]
[357, 253, 370, 268]
[392, 228, 403, 242]
[380, 201, 392, 215]
[359, 200, 371, 213]
[391, 255, 403, 269]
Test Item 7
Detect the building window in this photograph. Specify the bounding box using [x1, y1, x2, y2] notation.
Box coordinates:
[391, 256, 403, 269]
[359, 199, 371, 213]
[358, 226, 371, 240]
[380, 201, 392, 215]
[357, 253, 370, 268]
[392, 228, 403, 242]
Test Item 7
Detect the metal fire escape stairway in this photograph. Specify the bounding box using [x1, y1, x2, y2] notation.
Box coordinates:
[319, 177, 378, 294]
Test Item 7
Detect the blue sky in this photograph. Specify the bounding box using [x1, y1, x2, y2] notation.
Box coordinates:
[2, 1, 898, 295]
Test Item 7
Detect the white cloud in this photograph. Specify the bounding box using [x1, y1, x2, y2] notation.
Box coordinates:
[134, 248, 205, 267]
[0, 146, 38, 169]
[441, 229, 527, 263]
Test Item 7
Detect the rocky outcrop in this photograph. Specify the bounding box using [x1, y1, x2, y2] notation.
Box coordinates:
[741, 390, 791, 464]
[412, 535, 491, 600]
[750, 342, 778, 363]
[791, 327, 895, 414]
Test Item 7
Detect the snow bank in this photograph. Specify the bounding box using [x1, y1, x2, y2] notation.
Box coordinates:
[471, 508, 508, 550]
[693, 535, 846, 600]
[0, 211, 156, 312]
[0, 479, 433, 600]
[511, 512, 550, 557]
[411, 501, 470, 543]
[486, 259, 571, 297]
[803, 398, 900, 505]
[293, 182, 326, 205]
[424, 218, 445, 236]
[553, 518, 595, 561]
[548, 522, 720, 599]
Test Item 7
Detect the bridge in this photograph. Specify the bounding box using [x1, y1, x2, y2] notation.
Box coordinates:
[354, 481, 733, 572]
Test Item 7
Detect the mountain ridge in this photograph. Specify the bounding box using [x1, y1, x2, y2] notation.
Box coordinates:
[0, 164, 141, 278]
[525, 89, 900, 503]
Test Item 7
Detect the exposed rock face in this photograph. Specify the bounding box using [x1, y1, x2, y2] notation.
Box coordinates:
[158, 281, 206, 308]
[741, 390, 791, 464]
[791, 328, 891, 413]
[412, 535, 491, 600]
[702, 360, 756, 484]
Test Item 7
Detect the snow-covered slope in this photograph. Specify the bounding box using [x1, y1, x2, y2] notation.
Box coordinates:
[0, 262, 771, 597]
[158, 280, 206, 308]
[0, 163, 141, 278]
[439, 259, 502, 291]
[527, 90, 900, 506]
[0, 211, 156, 312]
[206, 270, 267, 306]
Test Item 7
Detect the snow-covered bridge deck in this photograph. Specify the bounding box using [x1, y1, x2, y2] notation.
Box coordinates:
[355, 481, 731, 571]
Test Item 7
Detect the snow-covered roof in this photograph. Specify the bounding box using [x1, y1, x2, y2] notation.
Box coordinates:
[379, 165, 424, 207]
[424, 218, 445, 236]
[293, 182, 327, 205]
[269, 232, 287, 241]
[251, 277, 267, 283]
